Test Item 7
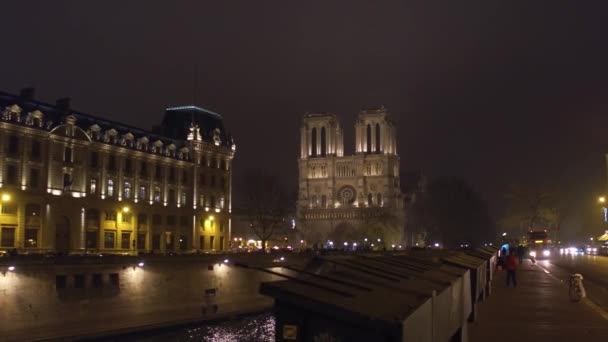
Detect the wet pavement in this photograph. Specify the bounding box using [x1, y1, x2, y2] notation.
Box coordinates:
[470, 257, 608, 342]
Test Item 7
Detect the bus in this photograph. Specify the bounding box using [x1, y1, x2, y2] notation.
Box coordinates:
[527, 229, 552, 259]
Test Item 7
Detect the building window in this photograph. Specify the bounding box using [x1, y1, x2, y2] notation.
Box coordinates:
[31, 141, 41, 160]
[169, 189, 175, 204]
[155, 164, 162, 180]
[25, 228, 38, 248]
[92, 274, 103, 288]
[90, 152, 99, 168]
[210, 236, 215, 249]
[104, 232, 115, 249]
[210, 195, 216, 208]
[367, 193, 373, 206]
[108, 155, 116, 172]
[139, 162, 147, 177]
[321, 195, 327, 208]
[121, 232, 131, 249]
[311, 195, 317, 208]
[122, 212, 131, 223]
[5, 165, 17, 185]
[25, 203, 40, 217]
[152, 214, 161, 225]
[1, 204, 17, 215]
[90, 178, 97, 195]
[220, 196, 225, 209]
[86, 231, 98, 249]
[182, 170, 188, 185]
[137, 233, 146, 249]
[107, 179, 114, 197]
[220, 177, 226, 189]
[63, 173, 72, 191]
[199, 194, 205, 207]
[200, 236, 205, 250]
[64, 146, 73, 163]
[167, 215, 176, 226]
[139, 185, 147, 200]
[74, 274, 85, 289]
[1, 226, 16, 247]
[219, 237, 224, 251]
[153, 187, 161, 202]
[200, 174, 206, 186]
[165, 232, 174, 250]
[180, 216, 188, 227]
[124, 159, 132, 175]
[220, 159, 226, 170]
[219, 221, 224, 232]
[29, 168, 40, 188]
[180, 191, 187, 205]
[138, 213, 147, 225]
[180, 236, 187, 250]
[105, 210, 116, 221]
[210, 175, 216, 187]
[377, 193, 382, 206]
[7, 135, 19, 155]
[169, 167, 175, 182]
[152, 234, 161, 250]
[124, 181, 131, 199]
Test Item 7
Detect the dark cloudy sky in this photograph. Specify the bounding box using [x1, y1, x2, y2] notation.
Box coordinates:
[2, 1, 608, 238]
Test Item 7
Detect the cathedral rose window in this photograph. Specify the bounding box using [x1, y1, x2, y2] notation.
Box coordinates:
[337, 185, 356, 205]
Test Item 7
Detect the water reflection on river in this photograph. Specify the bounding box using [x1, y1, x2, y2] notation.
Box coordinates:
[128, 313, 275, 342]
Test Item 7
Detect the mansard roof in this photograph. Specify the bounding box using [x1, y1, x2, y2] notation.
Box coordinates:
[0, 90, 236, 160]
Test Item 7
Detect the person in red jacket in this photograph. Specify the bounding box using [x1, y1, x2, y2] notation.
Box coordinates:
[505, 248, 518, 287]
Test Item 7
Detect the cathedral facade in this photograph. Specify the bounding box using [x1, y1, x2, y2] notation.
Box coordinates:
[297, 107, 404, 248]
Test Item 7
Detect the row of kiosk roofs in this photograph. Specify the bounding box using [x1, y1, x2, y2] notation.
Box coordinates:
[260, 246, 498, 342]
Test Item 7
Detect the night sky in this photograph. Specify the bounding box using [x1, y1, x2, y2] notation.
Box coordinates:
[2, 1, 608, 239]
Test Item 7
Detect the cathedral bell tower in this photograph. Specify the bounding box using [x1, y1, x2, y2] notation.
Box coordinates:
[355, 106, 397, 155]
[300, 113, 343, 159]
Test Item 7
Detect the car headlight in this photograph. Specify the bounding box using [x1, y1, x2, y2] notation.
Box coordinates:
[543, 250, 550, 257]
[530, 251, 537, 257]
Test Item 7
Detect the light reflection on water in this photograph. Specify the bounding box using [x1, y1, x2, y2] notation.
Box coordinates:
[128, 312, 275, 342]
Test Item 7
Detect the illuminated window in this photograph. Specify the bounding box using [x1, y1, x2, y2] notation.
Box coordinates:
[107, 179, 114, 197]
[220, 196, 225, 209]
[124, 181, 131, 199]
[90, 178, 97, 195]
[153, 187, 161, 202]
[139, 185, 147, 200]
[181, 191, 187, 205]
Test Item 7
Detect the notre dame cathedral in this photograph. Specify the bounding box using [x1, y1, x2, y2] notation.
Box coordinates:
[297, 107, 405, 248]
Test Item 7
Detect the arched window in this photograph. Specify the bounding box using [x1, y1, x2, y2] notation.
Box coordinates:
[377, 193, 382, 206]
[366, 124, 372, 153]
[375, 123, 381, 153]
[320, 127, 327, 157]
[311, 127, 317, 157]
[367, 193, 373, 206]
[321, 195, 327, 208]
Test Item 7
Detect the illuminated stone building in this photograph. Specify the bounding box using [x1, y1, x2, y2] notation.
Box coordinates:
[297, 107, 404, 247]
[0, 88, 235, 254]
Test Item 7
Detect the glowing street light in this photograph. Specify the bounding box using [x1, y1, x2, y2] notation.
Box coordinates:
[502, 232, 507, 237]
[122, 206, 130, 213]
[599, 196, 606, 204]
[1, 193, 10, 202]
[8, 266, 15, 271]
[137, 262, 144, 267]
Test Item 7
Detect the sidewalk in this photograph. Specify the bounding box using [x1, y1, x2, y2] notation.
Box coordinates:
[470, 260, 608, 342]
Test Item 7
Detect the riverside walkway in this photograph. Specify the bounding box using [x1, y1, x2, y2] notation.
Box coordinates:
[470, 259, 608, 341]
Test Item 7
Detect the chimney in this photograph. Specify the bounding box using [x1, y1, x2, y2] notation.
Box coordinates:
[56, 97, 71, 110]
[19, 87, 35, 101]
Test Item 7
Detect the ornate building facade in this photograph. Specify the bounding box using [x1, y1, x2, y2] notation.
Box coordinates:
[0, 88, 235, 255]
[297, 107, 404, 247]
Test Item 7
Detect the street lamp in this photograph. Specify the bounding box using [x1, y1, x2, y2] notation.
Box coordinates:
[599, 196, 605, 204]
[1, 193, 10, 202]
[122, 206, 130, 213]
[502, 232, 507, 237]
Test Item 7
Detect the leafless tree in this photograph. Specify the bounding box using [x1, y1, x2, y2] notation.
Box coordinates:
[241, 169, 292, 252]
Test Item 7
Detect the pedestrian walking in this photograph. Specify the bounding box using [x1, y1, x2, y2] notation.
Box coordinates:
[517, 244, 526, 264]
[506, 248, 518, 288]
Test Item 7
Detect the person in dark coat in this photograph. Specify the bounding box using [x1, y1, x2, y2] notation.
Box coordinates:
[506, 248, 518, 288]
[517, 244, 526, 264]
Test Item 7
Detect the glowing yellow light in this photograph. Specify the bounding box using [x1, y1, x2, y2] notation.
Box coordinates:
[208, 215, 214, 221]
[535, 240, 543, 244]
[600, 196, 606, 203]
[122, 206, 130, 213]
[1, 194, 10, 202]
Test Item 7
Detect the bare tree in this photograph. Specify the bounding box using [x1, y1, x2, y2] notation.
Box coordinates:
[241, 169, 292, 252]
